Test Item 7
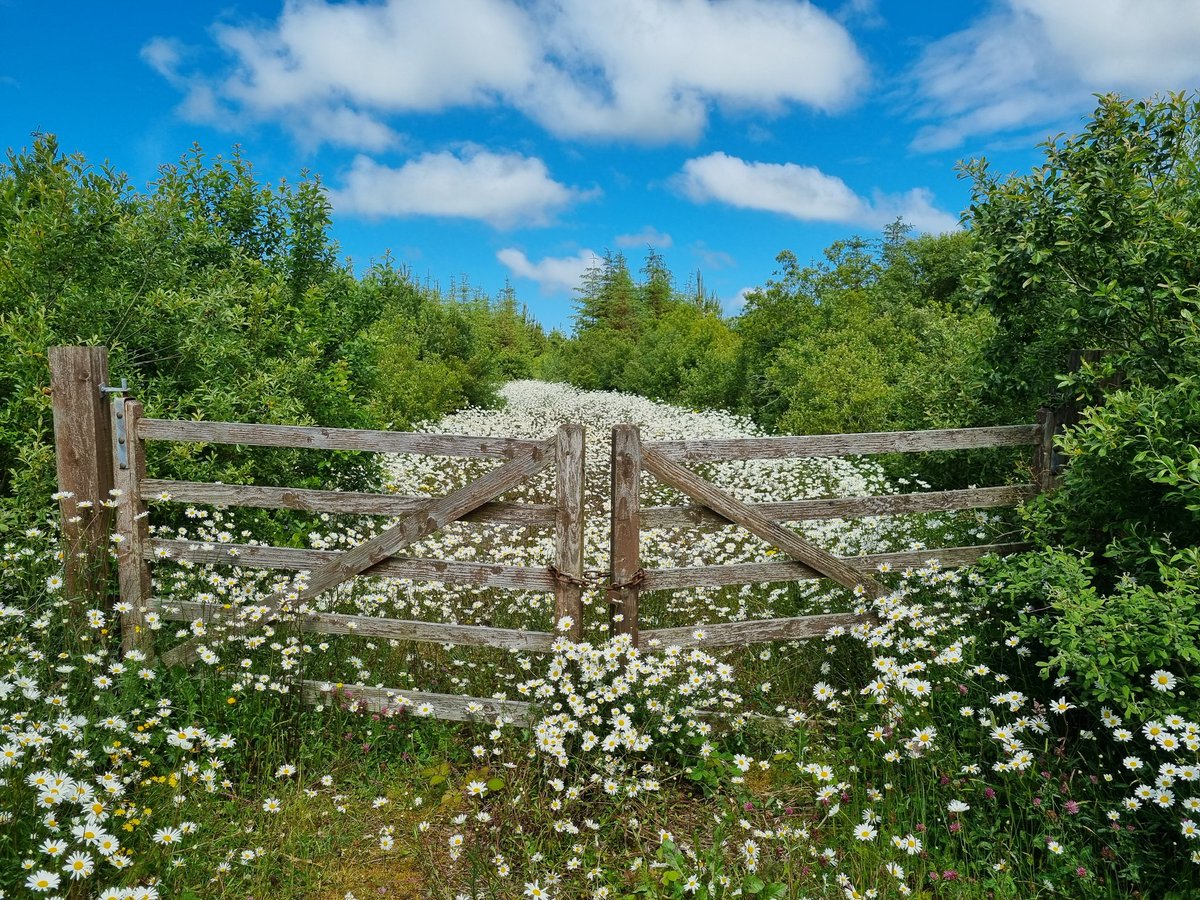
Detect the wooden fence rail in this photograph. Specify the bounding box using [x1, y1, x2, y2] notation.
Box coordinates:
[138, 417, 541, 458]
[139, 479, 558, 524]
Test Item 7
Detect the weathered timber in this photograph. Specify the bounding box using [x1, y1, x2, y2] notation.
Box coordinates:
[650, 423, 1041, 462]
[301, 680, 533, 724]
[161, 438, 555, 667]
[140, 478, 556, 525]
[642, 447, 886, 599]
[641, 612, 861, 649]
[138, 417, 541, 459]
[639, 542, 1030, 591]
[609, 424, 642, 643]
[49, 346, 116, 608]
[111, 399, 154, 655]
[1033, 408, 1060, 492]
[147, 539, 559, 592]
[554, 424, 586, 640]
[640, 484, 1037, 529]
[162, 601, 557, 651]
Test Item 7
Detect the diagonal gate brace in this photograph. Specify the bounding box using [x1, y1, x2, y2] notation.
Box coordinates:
[640, 447, 886, 600]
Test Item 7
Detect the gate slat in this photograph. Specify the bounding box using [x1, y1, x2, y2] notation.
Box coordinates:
[303, 681, 533, 724]
[639, 542, 1029, 590]
[141, 478, 556, 525]
[640, 484, 1037, 528]
[651, 423, 1041, 462]
[553, 424, 586, 640]
[641, 447, 886, 599]
[146, 539, 559, 591]
[163, 601, 557, 651]
[642, 613, 861, 648]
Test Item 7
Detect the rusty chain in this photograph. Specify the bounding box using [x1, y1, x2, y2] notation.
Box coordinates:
[545, 565, 648, 592]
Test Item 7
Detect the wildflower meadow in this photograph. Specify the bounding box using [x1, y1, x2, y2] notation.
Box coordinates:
[3, 381, 1197, 899]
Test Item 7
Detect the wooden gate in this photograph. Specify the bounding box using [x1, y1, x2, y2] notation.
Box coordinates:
[99, 391, 584, 723]
[49, 346, 1053, 721]
[607, 423, 1042, 649]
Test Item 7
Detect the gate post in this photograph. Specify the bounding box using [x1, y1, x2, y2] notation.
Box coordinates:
[609, 424, 641, 645]
[553, 423, 585, 641]
[111, 397, 155, 656]
[49, 346, 116, 611]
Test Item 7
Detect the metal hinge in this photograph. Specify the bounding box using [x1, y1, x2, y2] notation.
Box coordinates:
[104, 379, 131, 470]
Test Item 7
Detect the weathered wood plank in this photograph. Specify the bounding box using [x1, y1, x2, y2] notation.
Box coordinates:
[49, 346, 116, 609]
[640, 484, 1037, 528]
[301, 680, 533, 724]
[1032, 407, 1060, 492]
[141, 478, 556, 525]
[138, 417, 541, 459]
[650, 424, 1041, 462]
[642, 447, 886, 599]
[641, 613, 860, 649]
[111, 399, 154, 656]
[161, 439, 555, 667]
[162, 601, 557, 651]
[553, 424, 586, 640]
[639, 542, 1030, 591]
[609, 424, 642, 643]
[147, 539, 559, 592]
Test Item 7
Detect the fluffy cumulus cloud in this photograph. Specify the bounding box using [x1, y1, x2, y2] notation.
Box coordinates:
[496, 248, 601, 295]
[147, 0, 866, 146]
[910, 0, 1200, 151]
[521, 0, 865, 141]
[676, 152, 959, 233]
[329, 149, 592, 227]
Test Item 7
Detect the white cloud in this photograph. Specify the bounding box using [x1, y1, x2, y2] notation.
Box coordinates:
[615, 226, 673, 249]
[520, 0, 866, 141]
[910, 0, 1200, 151]
[213, 0, 536, 113]
[329, 149, 592, 227]
[148, 0, 866, 147]
[692, 242, 736, 270]
[497, 248, 600, 295]
[304, 107, 402, 152]
[676, 152, 958, 233]
[726, 286, 756, 314]
[141, 37, 184, 84]
[865, 187, 961, 235]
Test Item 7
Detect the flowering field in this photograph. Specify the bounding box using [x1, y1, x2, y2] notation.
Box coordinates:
[2, 381, 1197, 899]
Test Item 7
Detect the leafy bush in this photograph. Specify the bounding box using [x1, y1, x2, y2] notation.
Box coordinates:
[734, 232, 995, 437]
[966, 91, 1200, 733]
[984, 547, 1200, 718]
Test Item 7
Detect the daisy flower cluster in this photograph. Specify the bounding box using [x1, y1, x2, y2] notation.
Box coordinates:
[1, 524, 237, 897]
[786, 560, 1200, 894]
[517, 631, 744, 794]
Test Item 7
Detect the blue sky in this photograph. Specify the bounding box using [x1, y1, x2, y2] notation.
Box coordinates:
[4, 1, 1199, 329]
